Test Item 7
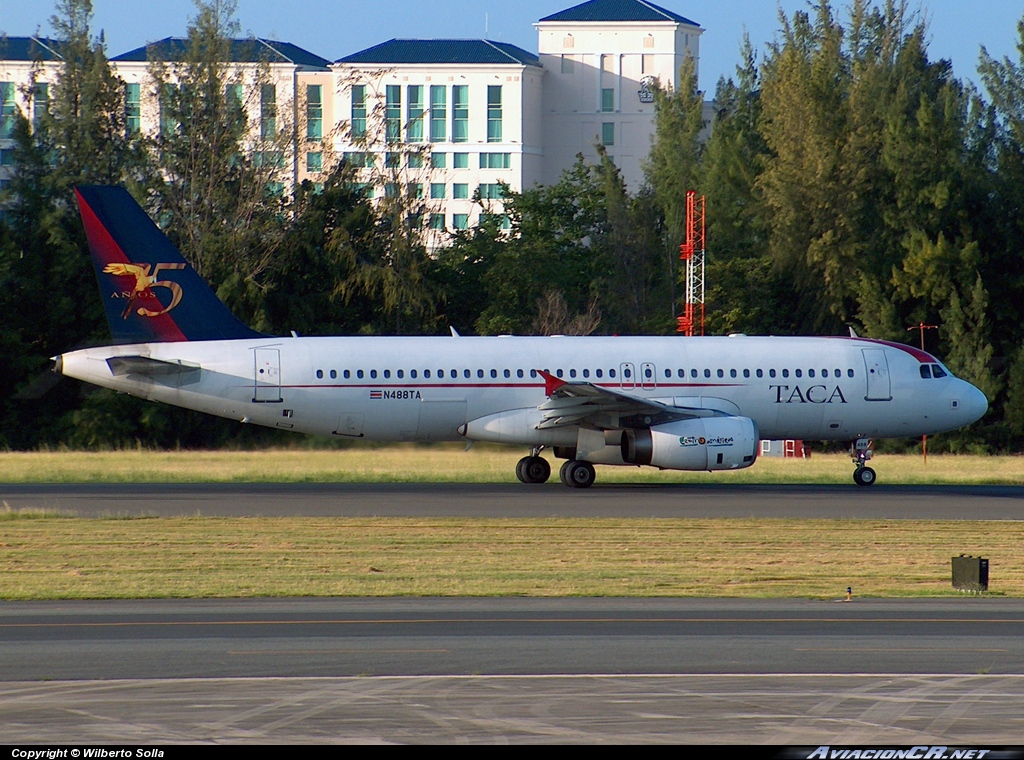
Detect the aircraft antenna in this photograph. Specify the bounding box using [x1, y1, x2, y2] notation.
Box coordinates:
[676, 191, 706, 336]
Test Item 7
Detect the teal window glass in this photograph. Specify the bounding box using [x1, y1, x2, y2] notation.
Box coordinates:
[453, 152, 468, 169]
[453, 183, 469, 199]
[452, 85, 468, 142]
[430, 152, 446, 169]
[407, 85, 423, 142]
[385, 152, 400, 168]
[429, 213, 445, 230]
[479, 153, 510, 169]
[159, 84, 177, 136]
[125, 83, 140, 134]
[430, 183, 446, 199]
[453, 213, 469, 230]
[386, 85, 401, 142]
[351, 84, 366, 138]
[260, 84, 276, 138]
[429, 85, 446, 142]
[478, 183, 503, 200]
[601, 88, 614, 112]
[486, 85, 502, 142]
[0, 83, 15, 139]
[344, 151, 374, 167]
[407, 152, 424, 168]
[601, 122, 614, 146]
[32, 83, 48, 131]
[306, 151, 323, 172]
[306, 84, 322, 140]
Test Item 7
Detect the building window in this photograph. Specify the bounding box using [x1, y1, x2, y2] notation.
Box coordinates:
[480, 213, 511, 230]
[478, 183, 504, 200]
[431, 152, 446, 168]
[254, 151, 284, 168]
[601, 122, 614, 146]
[0, 82, 15, 139]
[260, 84, 276, 139]
[386, 85, 401, 143]
[561, 55, 574, 74]
[125, 82, 140, 135]
[453, 183, 469, 199]
[430, 85, 446, 142]
[407, 152, 424, 168]
[344, 151, 374, 168]
[353, 182, 374, 198]
[0, 148, 15, 166]
[159, 84, 177, 137]
[479, 152, 510, 169]
[601, 88, 614, 112]
[306, 152, 323, 172]
[430, 183, 446, 199]
[351, 84, 367, 138]
[453, 213, 469, 230]
[385, 183, 399, 197]
[409, 183, 423, 199]
[385, 152, 400, 168]
[266, 181, 285, 197]
[453, 152, 469, 169]
[306, 84, 322, 140]
[407, 85, 423, 142]
[429, 213, 445, 230]
[487, 85, 502, 142]
[452, 85, 468, 142]
[32, 83, 48, 132]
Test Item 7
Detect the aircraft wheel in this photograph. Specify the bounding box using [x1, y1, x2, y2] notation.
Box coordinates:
[560, 460, 596, 489]
[516, 456, 530, 483]
[853, 467, 876, 486]
[523, 456, 551, 484]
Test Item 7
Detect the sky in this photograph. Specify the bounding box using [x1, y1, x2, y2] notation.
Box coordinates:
[2, 1, 1020, 94]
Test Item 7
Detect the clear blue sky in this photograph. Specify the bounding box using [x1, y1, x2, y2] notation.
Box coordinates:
[3, 1, 1020, 94]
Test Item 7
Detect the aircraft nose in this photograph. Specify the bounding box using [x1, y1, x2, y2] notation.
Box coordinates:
[961, 381, 988, 424]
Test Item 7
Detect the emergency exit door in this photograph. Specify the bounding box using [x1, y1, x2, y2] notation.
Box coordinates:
[254, 348, 282, 402]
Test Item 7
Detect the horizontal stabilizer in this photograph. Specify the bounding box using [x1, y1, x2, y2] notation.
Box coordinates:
[106, 356, 200, 377]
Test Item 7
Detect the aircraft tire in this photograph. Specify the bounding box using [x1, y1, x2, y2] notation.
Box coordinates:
[853, 466, 877, 486]
[561, 460, 596, 489]
[523, 456, 551, 484]
[515, 456, 530, 483]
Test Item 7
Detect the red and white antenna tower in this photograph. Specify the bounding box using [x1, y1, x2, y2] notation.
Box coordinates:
[676, 191, 706, 336]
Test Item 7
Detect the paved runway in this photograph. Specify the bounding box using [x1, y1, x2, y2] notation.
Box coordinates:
[3, 598, 1024, 743]
[4, 482, 1024, 519]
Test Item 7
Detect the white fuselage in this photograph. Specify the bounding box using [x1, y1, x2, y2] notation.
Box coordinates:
[58, 335, 988, 448]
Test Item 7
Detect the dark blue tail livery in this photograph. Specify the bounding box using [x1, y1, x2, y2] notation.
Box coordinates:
[75, 186, 265, 343]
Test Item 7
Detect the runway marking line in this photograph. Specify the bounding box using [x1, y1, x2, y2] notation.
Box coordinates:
[2, 616, 1023, 629]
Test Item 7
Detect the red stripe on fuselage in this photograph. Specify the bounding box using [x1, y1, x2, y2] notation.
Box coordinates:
[74, 189, 188, 342]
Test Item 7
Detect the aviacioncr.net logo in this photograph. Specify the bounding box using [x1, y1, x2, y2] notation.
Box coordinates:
[103, 262, 186, 319]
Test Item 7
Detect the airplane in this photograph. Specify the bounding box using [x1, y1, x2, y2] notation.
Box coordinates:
[54, 186, 989, 488]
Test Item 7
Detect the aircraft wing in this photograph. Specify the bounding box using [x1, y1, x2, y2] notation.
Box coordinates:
[535, 370, 720, 430]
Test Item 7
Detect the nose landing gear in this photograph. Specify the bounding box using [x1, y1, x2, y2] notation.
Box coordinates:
[851, 438, 876, 486]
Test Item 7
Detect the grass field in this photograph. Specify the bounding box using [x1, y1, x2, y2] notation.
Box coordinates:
[1, 513, 1021, 599]
[2, 447, 1024, 484]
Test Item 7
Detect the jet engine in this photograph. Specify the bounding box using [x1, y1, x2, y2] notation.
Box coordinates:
[620, 416, 759, 471]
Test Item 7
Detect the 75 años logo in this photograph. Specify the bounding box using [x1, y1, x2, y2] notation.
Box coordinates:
[103, 262, 187, 319]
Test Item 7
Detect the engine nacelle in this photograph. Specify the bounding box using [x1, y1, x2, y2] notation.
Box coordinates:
[621, 416, 759, 471]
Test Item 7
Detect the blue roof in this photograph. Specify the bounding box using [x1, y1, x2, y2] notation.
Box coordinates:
[539, 0, 698, 25]
[338, 39, 540, 67]
[111, 37, 330, 69]
[0, 36, 64, 61]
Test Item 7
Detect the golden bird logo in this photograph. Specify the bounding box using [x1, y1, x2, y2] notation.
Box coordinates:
[103, 262, 186, 319]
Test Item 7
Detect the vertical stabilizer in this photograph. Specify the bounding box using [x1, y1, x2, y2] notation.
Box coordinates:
[74, 186, 265, 343]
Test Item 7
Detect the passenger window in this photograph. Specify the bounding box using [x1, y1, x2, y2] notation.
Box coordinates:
[383, 370, 391, 379]
[556, 369, 564, 378]
[769, 369, 776, 378]
[822, 369, 828, 378]
[835, 368, 841, 377]
[756, 369, 763, 378]
[743, 369, 750, 378]
[782, 369, 789, 378]
[691, 369, 698, 378]
[396, 370, 403, 379]
[357, 370, 364, 379]
[730, 369, 737, 378]
[504, 369, 510, 378]
[665, 369, 671, 379]
[808, 369, 814, 378]
[316, 369, 323, 379]
[344, 370, 351, 379]
[704, 369, 711, 378]
[717, 369, 724, 378]
[678, 369, 685, 378]
[795, 369, 802, 378]
[530, 369, 538, 378]
[464, 369, 471, 378]
[847, 369, 855, 378]
[932, 365, 947, 378]
[370, 370, 378, 379]
[644, 367, 652, 379]
[517, 369, 524, 378]
[624, 368, 631, 378]
[570, 369, 577, 378]
[424, 369, 431, 378]
[411, 369, 417, 378]
[920, 365, 932, 379]
[436, 370, 443, 378]
[330, 370, 337, 379]
[583, 369, 590, 378]
[477, 369, 484, 378]
[610, 368, 616, 378]
[596, 369, 603, 378]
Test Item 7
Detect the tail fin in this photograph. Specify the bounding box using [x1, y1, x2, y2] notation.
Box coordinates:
[74, 185, 266, 343]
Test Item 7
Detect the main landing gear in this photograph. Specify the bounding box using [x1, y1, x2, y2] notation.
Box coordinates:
[559, 459, 596, 489]
[851, 438, 876, 486]
[516, 448, 551, 484]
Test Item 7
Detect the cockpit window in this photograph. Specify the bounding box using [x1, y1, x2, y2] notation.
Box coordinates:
[920, 365, 932, 379]
[931, 364, 947, 378]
